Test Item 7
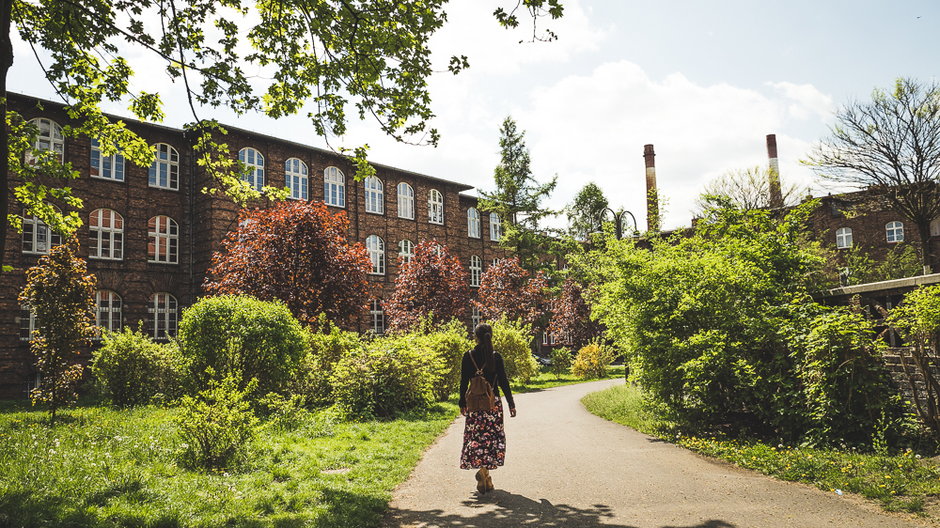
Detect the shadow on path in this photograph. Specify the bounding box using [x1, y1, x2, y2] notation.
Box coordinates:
[385, 490, 736, 528]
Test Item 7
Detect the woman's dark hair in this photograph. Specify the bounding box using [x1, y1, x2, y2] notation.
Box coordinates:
[474, 323, 495, 370]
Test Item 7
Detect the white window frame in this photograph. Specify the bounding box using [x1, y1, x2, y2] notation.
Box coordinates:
[149, 293, 178, 340]
[397, 183, 415, 219]
[490, 213, 502, 241]
[238, 147, 265, 191]
[89, 208, 124, 260]
[22, 214, 61, 255]
[886, 221, 904, 243]
[149, 143, 180, 190]
[28, 117, 64, 163]
[399, 239, 414, 264]
[491, 258, 500, 267]
[324, 166, 346, 208]
[367, 235, 386, 275]
[428, 189, 444, 225]
[18, 307, 37, 341]
[96, 290, 122, 334]
[148, 215, 179, 264]
[90, 138, 126, 181]
[370, 300, 385, 335]
[471, 306, 481, 329]
[365, 176, 385, 214]
[835, 227, 853, 249]
[285, 158, 309, 200]
[468, 208, 481, 238]
[470, 255, 482, 287]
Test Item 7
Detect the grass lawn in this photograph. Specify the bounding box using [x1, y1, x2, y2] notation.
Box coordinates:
[0, 400, 458, 528]
[583, 384, 940, 515]
[512, 364, 625, 394]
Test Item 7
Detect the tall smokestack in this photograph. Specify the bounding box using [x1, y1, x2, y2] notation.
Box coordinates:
[766, 134, 783, 208]
[644, 144, 659, 232]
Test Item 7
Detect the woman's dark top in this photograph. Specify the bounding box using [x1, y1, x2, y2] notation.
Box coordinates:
[458, 346, 515, 409]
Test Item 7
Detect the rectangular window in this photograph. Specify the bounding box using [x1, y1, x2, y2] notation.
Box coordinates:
[90, 139, 126, 181]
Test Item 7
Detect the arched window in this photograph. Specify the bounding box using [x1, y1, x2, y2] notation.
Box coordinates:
[90, 138, 126, 181]
[397, 183, 415, 219]
[238, 147, 265, 191]
[149, 292, 178, 339]
[467, 208, 481, 238]
[28, 118, 64, 163]
[428, 189, 444, 224]
[886, 221, 904, 243]
[370, 300, 385, 335]
[148, 215, 179, 263]
[365, 176, 384, 214]
[22, 214, 61, 254]
[470, 255, 482, 287]
[95, 290, 122, 333]
[399, 239, 414, 264]
[835, 227, 853, 249]
[489, 213, 502, 241]
[149, 143, 180, 190]
[324, 166, 345, 207]
[89, 208, 124, 260]
[285, 158, 309, 200]
[366, 235, 385, 275]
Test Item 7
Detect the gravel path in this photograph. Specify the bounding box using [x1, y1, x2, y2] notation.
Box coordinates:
[384, 378, 929, 528]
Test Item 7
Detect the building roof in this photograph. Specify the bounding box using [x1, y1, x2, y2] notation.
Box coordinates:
[819, 273, 940, 299]
[8, 91, 475, 192]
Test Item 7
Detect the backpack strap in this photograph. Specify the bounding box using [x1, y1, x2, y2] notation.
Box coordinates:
[468, 350, 485, 376]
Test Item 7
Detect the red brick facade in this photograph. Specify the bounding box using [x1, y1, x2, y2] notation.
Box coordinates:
[0, 93, 504, 398]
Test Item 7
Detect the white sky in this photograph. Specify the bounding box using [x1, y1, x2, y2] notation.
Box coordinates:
[9, 0, 940, 230]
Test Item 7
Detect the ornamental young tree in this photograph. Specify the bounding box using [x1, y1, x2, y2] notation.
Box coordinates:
[548, 277, 602, 351]
[17, 237, 96, 422]
[385, 241, 469, 333]
[204, 200, 371, 328]
[1, 1, 565, 272]
[476, 256, 549, 333]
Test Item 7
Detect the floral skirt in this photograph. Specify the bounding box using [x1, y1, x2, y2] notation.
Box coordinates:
[460, 398, 506, 470]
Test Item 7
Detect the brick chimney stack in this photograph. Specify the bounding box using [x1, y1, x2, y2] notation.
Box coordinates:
[766, 134, 783, 208]
[644, 144, 659, 232]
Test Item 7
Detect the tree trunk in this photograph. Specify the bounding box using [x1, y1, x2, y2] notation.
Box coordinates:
[0, 0, 13, 272]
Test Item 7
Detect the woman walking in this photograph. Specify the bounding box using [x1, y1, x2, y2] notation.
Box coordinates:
[458, 323, 517, 494]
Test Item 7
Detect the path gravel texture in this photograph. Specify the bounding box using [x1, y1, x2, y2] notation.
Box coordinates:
[384, 379, 929, 528]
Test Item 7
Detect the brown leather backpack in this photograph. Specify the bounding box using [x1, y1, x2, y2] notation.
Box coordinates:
[465, 352, 496, 412]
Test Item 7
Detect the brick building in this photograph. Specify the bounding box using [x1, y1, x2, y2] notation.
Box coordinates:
[0, 93, 506, 398]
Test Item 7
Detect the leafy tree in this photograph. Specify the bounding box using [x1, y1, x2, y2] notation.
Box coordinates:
[696, 166, 805, 213]
[887, 285, 940, 436]
[1, 1, 565, 272]
[17, 238, 96, 421]
[479, 117, 558, 271]
[385, 241, 469, 333]
[476, 256, 549, 333]
[807, 78, 940, 271]
[204, 200, 371, 327]
[566, 182, 609, 240]
[548, 277, 602, 351]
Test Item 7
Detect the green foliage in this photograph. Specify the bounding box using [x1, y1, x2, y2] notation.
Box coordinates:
[291, 315, 365, 406]
[90, 326, 185, 406]
[549, 347, 573, 378]
[889, 285, 940, 340]
[886, 285, 940, 434]
[177, 295, 307, 397]
[566, 182, 609, 239]
[841, 242, 922, 285]
[580, 200, 902, 442]
[176, 374, 259, 470]
[331, 335, 435, 420]
[256, 392, 307, 431]
[491, 316, 538, 383]
[571, 341, 615, 379]
[414, 318, 473, 401]
[17, 239, 96, 421]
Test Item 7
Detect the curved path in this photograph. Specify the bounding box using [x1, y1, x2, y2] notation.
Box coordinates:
[385, 379, 928, 528]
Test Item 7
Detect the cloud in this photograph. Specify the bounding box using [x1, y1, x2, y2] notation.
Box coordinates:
[768, 81, 836, 120]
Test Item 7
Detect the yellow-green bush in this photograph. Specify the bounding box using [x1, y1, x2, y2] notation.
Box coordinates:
[491, 316, 538, 383]
[572, 340, 615, 379]
[417, 318, 473, 401]
[90, 326, 185, 406]
[291, 315, 364, 405]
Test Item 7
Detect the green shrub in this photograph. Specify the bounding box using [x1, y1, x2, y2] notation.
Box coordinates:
[176, 373, 258, 470]
[331, 335, 434, 419]
[491, 316, 538, 383]
[177, 295, 307, 396]
[257, 392, 308, 431]
[550, 347, 573, 378]
[90, 326, 185, 406]
[572, 340, 615, 379]
[291, 315, 364, 405]
[418, 318, 473, 400]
